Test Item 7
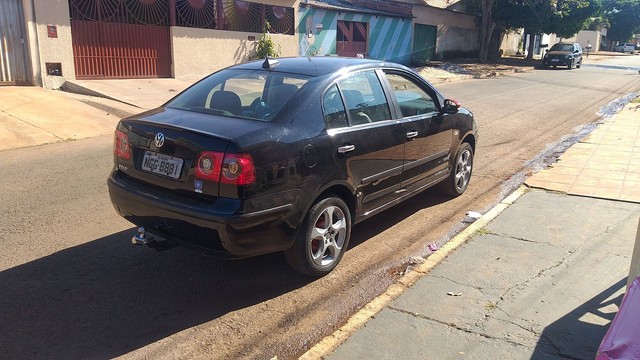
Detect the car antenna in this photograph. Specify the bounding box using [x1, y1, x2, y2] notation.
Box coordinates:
[262, 57, 279, 70]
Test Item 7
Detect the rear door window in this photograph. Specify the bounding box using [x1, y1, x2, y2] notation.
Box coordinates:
[322, 84, 349, 129]
[337, 70, 391, 125]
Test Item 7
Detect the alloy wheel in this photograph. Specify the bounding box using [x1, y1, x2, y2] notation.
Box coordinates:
[454, 149, 472, 192]
[308, 205, 347, 266]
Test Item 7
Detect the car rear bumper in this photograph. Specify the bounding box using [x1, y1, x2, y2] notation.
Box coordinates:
[543, 58, 572, 66]
[107, 171, 299, 258]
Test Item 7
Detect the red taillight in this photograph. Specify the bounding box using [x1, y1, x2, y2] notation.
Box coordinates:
[222, 154, 256, 185]
[195, 151, 224, 181]
[195, 151, 255, 186]
[114, 130, 130, 160]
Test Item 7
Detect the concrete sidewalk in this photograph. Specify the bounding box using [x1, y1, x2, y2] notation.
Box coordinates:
[0, 78, 184, 152]
[324, 191, 638, 359]
[303, 102, 640, 359]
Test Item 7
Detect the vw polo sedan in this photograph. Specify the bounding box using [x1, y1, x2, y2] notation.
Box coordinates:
[108, 57, 478, 276]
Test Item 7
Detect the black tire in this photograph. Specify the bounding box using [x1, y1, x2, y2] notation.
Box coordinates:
[439, 142, 473, 197]
[285, 196, 351, 277]
[568, 61, 573, 70]
[576, 59, 582, 68]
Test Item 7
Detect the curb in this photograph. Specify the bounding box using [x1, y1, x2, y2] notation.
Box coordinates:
[300, 186, 530, 359]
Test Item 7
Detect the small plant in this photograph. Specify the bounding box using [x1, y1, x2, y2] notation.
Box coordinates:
[475, 227, 491, 236]
[255, 22, 280, 59]
[485, 301, 497, 311]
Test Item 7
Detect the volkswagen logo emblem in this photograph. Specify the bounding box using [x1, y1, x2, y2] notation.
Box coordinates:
[154, 133, 165, 148]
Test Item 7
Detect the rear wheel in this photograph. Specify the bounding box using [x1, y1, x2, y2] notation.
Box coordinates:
[285, 196, 351, 277]
[439, 142, 473, 197]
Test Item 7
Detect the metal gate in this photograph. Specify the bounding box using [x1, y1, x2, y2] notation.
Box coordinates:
[412, 24, 437, 65]
[0, 0, 30, 84]
[337, 20, 368, 58]
[69, 0, 171, 79]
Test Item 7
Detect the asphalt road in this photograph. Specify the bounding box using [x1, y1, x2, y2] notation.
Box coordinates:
[1, 62, 638, 359]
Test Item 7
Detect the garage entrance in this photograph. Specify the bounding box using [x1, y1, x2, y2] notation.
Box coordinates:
[69, 0, 171, 79]
[0, 0, 30, 85]
[412, 23, 437, 64]
[337, 20, 368, 58]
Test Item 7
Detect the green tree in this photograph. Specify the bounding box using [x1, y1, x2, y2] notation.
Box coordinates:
[466, 0, 600, 59]
[494, 0, 555, 59]
[479, 0, 496, 62]
[549, 0, 602, 38]
[603, 0, 640, 42]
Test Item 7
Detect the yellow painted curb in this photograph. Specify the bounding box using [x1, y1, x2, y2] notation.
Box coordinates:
[299, 186, 530, 360]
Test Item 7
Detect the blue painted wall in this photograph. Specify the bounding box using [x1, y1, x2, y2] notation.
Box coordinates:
[298, 6, 413, 64]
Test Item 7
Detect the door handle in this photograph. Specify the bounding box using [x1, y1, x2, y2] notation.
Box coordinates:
[406, 131, 418, 139]
[338, 145, 355, 154]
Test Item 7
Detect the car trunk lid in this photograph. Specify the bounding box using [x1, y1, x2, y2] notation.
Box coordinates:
[115, 108, 268, 198]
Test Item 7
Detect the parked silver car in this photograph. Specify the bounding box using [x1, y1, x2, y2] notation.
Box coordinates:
[614, 43, 635, 53]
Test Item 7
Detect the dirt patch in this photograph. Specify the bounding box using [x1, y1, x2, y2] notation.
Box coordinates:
[417, 57, 538, 84]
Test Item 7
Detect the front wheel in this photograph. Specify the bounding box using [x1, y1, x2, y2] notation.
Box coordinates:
[439, 142, 474, 196]
[285, 196, 351, 277]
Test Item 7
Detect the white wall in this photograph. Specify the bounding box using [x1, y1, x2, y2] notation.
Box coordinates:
[32, 0, 75, 88]
[412, 5, 480, 58]
[171, 27, 297, 80]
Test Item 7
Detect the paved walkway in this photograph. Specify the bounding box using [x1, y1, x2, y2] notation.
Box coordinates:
[526, 101, 640, 202]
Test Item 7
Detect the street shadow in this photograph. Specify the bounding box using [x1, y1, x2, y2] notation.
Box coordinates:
[0, 187, 456, 359]
[0, 229, 309, 359]
[530, 278, 626, 359]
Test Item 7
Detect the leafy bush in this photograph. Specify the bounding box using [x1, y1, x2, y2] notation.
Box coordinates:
[255, 22, 281, 59]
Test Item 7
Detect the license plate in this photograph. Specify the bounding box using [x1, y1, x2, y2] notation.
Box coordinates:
[551, 59, 559, 62]
[141, 151, 183, 179]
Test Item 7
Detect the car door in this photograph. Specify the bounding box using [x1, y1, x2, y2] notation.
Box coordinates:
[323, 70, 405, 216]
[380, 70, 453, 192]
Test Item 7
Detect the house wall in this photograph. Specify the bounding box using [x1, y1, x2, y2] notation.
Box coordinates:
[32, 0, 75, 88]
[564, 30, 601, 53]
[171, 28, 297, 80]
[298, 6, 413, 64]
[26, 0, 299, 87]
[499, 30, 523, 56]
[411, 5, 480, 59]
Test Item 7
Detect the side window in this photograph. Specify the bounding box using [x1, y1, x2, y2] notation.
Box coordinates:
[322, 84, 348, 129]
[384, 72, 437, 117]
[338, 70, 391, 125]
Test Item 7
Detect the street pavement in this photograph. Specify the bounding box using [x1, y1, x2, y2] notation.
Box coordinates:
[1, 55, 639, 359]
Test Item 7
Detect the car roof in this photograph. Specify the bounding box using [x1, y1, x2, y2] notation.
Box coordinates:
[230, 56, 404, 77]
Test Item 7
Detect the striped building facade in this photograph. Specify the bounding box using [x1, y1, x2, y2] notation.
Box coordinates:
[298, 5, 414, 64]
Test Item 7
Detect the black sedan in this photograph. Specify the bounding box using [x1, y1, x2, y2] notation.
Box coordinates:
[108, 57, 478, 276]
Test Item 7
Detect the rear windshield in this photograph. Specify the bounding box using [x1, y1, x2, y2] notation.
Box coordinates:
[167, 69, 311, 121]
[550, 44, 574, 52]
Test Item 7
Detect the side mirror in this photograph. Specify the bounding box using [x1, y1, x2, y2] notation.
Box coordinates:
[442, 99, 460, 114]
